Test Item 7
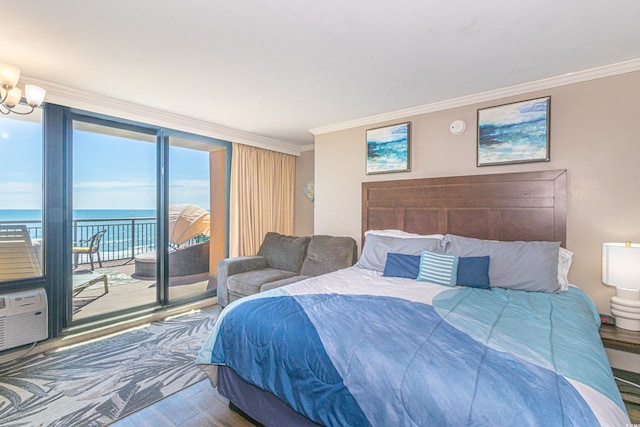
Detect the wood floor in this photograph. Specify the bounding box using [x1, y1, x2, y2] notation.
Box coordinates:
[112, 378, 640, 427]
[111, 379, 256, 427]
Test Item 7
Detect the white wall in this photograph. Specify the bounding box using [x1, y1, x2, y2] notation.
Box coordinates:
[315, 71, 640, 314]
[294, 150, 315, 236]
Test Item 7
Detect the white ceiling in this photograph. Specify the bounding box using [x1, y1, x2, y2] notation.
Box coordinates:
[3, 1, 640, 146]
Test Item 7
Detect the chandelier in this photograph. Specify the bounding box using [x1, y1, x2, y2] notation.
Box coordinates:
[0, 63, 46, 115]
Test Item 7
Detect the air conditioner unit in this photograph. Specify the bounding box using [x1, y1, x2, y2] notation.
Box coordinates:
[0, 288, 48, 351]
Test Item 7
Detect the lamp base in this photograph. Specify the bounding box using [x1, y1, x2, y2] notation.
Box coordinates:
[611, 288, 640, 331]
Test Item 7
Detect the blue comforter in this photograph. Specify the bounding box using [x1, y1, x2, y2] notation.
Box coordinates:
[197, 268, 628, 426]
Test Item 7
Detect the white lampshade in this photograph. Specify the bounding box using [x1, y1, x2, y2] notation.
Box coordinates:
[0, 63, 21, 88]
[602, 242, 640, 290]
[4, 86, 22, 108]
[25, 85, 46, 107]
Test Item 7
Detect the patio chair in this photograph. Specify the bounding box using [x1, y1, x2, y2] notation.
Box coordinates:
[0, 225, 42, 281]
[73, 230, 106, 271]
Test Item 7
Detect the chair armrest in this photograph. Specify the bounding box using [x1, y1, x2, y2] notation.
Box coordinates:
[217, 256, 268, 306]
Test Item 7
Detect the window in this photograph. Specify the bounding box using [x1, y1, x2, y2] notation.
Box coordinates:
[0, 110, 44, 283]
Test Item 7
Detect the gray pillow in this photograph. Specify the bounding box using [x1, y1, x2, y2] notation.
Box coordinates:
[441, 234, 561, 293]
[258, 232, 310, 273]
[357, 234, 442, 272]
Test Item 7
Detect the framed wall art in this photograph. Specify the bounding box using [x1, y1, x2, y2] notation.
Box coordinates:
[366, 122, 411, 175]
[477, 96, 550, 166]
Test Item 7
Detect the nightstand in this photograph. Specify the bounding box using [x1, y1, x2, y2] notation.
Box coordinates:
[599, 324, 640, 354]
[599, 324, 640, 423]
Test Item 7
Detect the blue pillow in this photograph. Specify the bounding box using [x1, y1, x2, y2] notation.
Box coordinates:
[383, 251, 491, 290]
[457, 256, 490, 289]
[417, 250, 459, 286]
[382, 253, 421, 279]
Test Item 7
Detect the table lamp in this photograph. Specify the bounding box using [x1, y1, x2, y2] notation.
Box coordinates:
[602, 242, 640, 331]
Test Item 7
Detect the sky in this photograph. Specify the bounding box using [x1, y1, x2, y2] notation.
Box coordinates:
[0, 114, 213, 211]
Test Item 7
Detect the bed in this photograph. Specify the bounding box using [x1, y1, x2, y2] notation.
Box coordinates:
[196, 169, 630, 426]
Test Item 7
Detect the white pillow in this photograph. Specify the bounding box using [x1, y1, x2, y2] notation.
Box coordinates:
[558, 247, 573, 292]
[365, 229, 444, 240]
[357, 234, 442, 271]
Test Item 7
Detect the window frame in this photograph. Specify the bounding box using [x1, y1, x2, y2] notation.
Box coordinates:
[0, 103, 231, 339]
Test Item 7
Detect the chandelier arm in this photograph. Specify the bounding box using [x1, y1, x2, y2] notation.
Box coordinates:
[3, 104, 36, 115]
[0, 105, 10, 115]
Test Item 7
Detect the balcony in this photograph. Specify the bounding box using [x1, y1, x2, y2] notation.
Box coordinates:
[0, 217, 215, 320]
[72, 258, 214, 320]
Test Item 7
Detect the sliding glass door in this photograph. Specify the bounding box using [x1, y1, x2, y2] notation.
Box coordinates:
[166, 135, 228, 302]
[71, 118, 159, 322]
[66, 114, 230, 327]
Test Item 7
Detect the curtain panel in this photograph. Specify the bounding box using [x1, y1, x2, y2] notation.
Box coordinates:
[229, 143, 295, 257]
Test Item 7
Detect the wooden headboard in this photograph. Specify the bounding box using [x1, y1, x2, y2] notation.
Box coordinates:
[362, 169, 566, 247]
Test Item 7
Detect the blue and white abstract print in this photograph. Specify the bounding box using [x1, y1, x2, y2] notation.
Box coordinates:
[366, 122, 410, 174]
[478, 97, 550, 165]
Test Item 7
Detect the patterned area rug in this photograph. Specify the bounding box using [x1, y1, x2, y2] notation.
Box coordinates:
[0, 306, 221, 426]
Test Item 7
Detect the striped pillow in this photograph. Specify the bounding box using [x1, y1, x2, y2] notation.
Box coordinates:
[417, 249, 459, 286]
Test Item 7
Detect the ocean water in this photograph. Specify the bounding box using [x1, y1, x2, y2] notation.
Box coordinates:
[0, 209, 156, 222]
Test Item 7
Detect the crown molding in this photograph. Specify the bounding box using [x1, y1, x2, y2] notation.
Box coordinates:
[20, 77, 303, 156]
[299, 144, 315, 152]
[309, 57, 640, 136]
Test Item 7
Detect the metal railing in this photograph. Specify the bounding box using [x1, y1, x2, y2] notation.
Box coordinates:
[72, 217, 157, 261]
[0, 217, 209, 262]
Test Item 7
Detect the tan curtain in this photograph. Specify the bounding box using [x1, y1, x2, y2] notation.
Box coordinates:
[229, 142, 295, 256]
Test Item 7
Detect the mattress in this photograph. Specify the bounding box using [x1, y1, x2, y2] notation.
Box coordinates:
[196, 267, 629, 426]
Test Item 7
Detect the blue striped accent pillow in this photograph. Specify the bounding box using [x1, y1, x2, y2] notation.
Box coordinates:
[417, 249, 459, 286]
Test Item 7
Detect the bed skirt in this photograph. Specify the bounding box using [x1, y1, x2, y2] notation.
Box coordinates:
[217, 366, 322, 427]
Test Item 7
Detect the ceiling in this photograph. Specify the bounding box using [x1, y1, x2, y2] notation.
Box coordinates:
[3, 1, 640, 146]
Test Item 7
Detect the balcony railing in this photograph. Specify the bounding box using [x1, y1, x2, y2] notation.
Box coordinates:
[73, 217, 157, 261]
[0, 217, 208, 262]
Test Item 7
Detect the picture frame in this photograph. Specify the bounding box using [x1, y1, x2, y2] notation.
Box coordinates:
[366, 122, 411, 175]
[477, 96, 550, 167]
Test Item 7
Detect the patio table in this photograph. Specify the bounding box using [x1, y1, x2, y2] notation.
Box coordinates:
[72, 271, 109, 296]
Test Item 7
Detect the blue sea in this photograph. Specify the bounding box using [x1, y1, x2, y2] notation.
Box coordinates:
[0, 209, 156, 222]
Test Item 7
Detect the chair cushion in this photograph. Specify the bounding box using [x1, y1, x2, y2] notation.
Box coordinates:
[227, 268, 298, 297]
[260, 275, 311, 292]
[258, 232, 310, 273]
[72, 247, 93, 254]
[300, 235, 357, 276]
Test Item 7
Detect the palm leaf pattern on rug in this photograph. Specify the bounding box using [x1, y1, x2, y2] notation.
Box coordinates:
[0, 306, 221, 426]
